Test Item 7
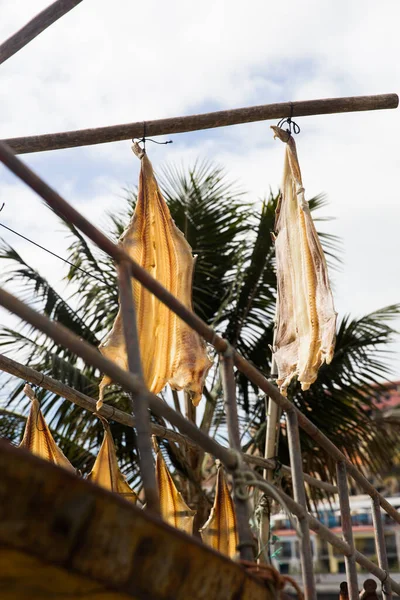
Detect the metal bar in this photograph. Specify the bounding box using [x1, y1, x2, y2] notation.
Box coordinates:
[0, 0, 83, 66]
[0, 290, 398, 593]
[263, 327, 280, 480]
[220, 348, 254, 561]
[0, 286, 239, 471]
[268, 478, 400, 597]
[117, 261, 159, 513]
[0, 352, 336, 493]
[371, 496, 392, 600]
[286, 408, 316, 600]
[0, 140, 396, 523]
[0, 351, 191, 448]
[336, 461, 359, 600]
[184, 390, 196, 423]
[258, 357, 279, 563]
[245, 455, 337, 493]
[1, 93, 397, 154]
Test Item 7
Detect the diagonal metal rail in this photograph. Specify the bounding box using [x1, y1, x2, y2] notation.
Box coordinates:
[1, 284, 400, 596]
[0, 0, 84, 66]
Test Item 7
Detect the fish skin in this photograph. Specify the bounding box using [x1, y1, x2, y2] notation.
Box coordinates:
[271, 126, 336, 394]
[200, 465, 238, 559]
[87, 416, 137, 503]
[19, 384, 75, 472]
[153, 437, 195, 534]
[98, 144, 212, 408]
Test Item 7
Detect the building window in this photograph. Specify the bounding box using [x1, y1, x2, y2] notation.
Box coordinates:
[355, 537, 376, 555]
[280, 563, 290, 574]
[385, 534, 397, 555]
[280, 541, 292, 559]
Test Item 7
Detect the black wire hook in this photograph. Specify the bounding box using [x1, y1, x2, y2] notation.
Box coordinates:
[277, 102, 301, 136]
[132, 121, 173, 150]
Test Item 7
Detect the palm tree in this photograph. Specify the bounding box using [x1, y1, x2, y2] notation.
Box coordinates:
[0, 160, 398, 509]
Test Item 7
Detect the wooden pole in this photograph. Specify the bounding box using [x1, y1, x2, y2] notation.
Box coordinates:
[2, 93, 398, 154]
[0, 0, 84, 66]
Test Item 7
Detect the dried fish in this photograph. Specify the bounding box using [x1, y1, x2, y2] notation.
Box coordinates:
[200, 464, 238, 559]
[87, 416, 137, 503]
[153, 437, 195, 534]
[98, 143, 212, 408]
[19, 384, 75, 472]
[271, 126, 336, 394]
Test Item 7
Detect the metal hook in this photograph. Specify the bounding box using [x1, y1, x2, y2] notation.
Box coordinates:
[131, 121, 172, 151]
[277, 103, 301, 136]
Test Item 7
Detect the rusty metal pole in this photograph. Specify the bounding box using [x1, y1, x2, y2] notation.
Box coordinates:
[0, 0, 84, 66]
[220, 348, 255, 561]
[259, 350, 279, 563]
[117, 261, 159, 514]
[286, 408, 316, 600]
[1, 140, 400, 525]
[336, 461, 359, 600]
[371, 496, 392, 600]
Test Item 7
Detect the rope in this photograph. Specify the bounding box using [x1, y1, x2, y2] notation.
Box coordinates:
[240, 560, 304, 599]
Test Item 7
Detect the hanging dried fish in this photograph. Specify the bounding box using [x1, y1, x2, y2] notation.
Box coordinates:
[98, 143, 212, 408]
[153, 437, 195, 534]
[19, 384, 75, 472]
[87, 416, 137, 503]
[271, 126, 337, 394]
[200, 464, 238, 559]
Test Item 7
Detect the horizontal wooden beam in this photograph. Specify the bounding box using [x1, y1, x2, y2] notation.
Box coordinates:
[0, 0, 84, 66]
[2, 93, 398, 154]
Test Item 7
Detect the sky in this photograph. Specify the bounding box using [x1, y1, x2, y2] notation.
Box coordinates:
[0, 0, 399, 378]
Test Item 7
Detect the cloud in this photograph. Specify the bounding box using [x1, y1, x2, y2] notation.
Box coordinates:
[0, 0, 399, 374]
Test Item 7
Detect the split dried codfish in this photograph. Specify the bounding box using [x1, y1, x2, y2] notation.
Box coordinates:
[87, 416, 137, 503]
[200, 464, 238, 559]
[153, 437, 195, 534]
[271, 126, 336, 394]
[19, 384, 75, 472]
[98, 143, 212, 408]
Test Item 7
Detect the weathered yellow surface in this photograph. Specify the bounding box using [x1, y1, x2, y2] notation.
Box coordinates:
[87, 416, 137, 502]
[154, 438, 195, 534]
[99, 144, 212, 408]
[200, 465, 238, 559]
[0, 440, 275, 599]
[271, 126, 336, 394]
[0, 547, 134, 600]
[19, 384, 74, 471]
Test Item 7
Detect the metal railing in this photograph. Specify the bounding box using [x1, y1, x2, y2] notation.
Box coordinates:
[0, 137, 399, 600]
[0, 5, 399, 596]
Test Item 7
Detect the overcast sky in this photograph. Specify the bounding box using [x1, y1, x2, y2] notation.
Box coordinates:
[0, 0, 399, 377]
